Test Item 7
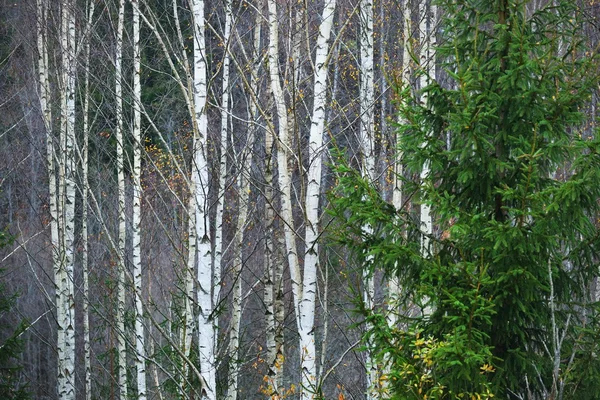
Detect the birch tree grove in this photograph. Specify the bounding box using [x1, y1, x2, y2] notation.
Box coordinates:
[8, 0, 600, 398]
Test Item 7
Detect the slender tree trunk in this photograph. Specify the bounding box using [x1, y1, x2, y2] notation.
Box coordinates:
[216, 4, 235, 396]
[214, 0, 234, 327]
[359, 0, 378, 396]
[191, 0, 216, 397]
[37, 0, 62, 397]
[115, 0, 128, 396]
[213, 1, 242, 398]
[267, 0, 300, 312]
[261, 2, 285, 392]
[225, 148, 249, 400]
[300, 0, 336, 396]
[132, 2, 147, 398]
[418, 0, 433, 258]
[81, 2, 96, 399]
[57, 1, 77, 398]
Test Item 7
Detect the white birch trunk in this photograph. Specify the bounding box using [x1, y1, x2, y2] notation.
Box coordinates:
[37, 1, 63, 397]
[418, 0, 433, 258]
[81, 2, 95, 399]
[264, 112, 286, 397]
[115, 0, 128, 396]
[260, 5, 285, 393]
[214, 0, 233, 324]
[132, 2, 147, 398]
[267, 0, 300, 312]
[359, 0, 378, 396]
[215, 1, 241, 398]
[191, 0, 216, 397]
[300, 0, 336, 396]
[264, 118, 280, 398]
[58, 2, 77, 398]
[226, 156, 247, 400]
[183, 167, 197, 397]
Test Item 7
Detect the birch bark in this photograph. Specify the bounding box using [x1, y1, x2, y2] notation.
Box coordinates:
[261, 7, 286, 392]
[214, 0, 234, 324]
[418, 0, 433, 257]
[191, 0, 216, 397]
[132, 2, 147, 398]
[114, 0, 128, 396]
[58, 1, 77, 398]
[81, 2, 95, 399]
[37, 0, 62, 397]
[267, 0, 300, 310]
[359, 0, 378, 396]
[213, 1, 243, 398]
[259, 1, 286, 391]
[300, 0, 336, 396]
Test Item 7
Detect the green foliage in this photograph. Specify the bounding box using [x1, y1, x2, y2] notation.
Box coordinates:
[0, 230, 30, 399]
[330, 0, 600, 397]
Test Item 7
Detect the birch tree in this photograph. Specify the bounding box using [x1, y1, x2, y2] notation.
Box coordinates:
[260, 2, 286, 392]
[212, 0, 245, 398]
[55, 1, 78, 398]
[358, 0, 379, 396]
[131, 1, 147, 398]
[114, 0, 128, 396]
[418, 0, 434, 258]
[300, 0, 337, 396]
[214, 0, 234, 321]
[36, 0, 63, 397]
[80, 2, 95, 399]
[191, 0, 216, 397]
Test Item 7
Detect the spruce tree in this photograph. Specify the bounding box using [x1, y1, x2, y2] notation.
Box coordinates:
[330, 0, 600, 397]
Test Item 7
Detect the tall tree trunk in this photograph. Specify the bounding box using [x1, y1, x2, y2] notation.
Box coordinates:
[260, 1, 285, 392]
[214, 0, 234, 329]
[115, 0, 128, 396]
[81, 2, 96, 399]
[300, 0, 336, 396]
[359, 0, 378, 396]
[37, 0, 61, 397]
[213, 0, 243, 398]
[58, 1, 77, 398]
[267, 0, 300, 313]
[191, 0, 216, 397]
[418, 0, 433, 258]
[132, 2, 147, 398]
